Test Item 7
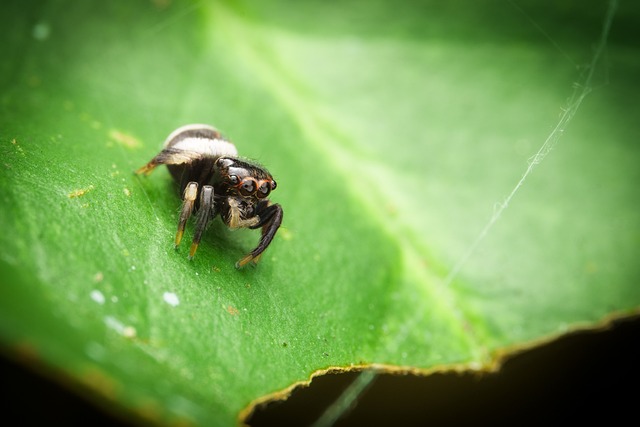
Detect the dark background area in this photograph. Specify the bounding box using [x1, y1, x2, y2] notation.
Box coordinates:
[2, 314, 638, 426]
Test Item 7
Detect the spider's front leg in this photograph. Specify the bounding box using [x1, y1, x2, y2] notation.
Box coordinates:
[188, 184, 215, 259]
[135, 147, 184, 176]
[236, 201, 283, 269]
[175, 181, 198, 248]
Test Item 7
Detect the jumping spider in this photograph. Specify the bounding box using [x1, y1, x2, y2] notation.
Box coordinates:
[136, 124, 283, 268]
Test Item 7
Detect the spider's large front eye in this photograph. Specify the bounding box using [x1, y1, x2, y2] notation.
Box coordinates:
[239, 178, 257, 196]
[257, 181, 271, 198]
[228, 175, 239, 185]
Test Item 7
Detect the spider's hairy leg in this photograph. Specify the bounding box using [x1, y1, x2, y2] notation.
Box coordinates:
[236, 253, 263, 269]
[236, 203, 283, 268]
[135, 161, 159, 176]
[175, 181, 198, 248]
[135, 147, 198, 175]
[135, 149, 174, 175]
[189, 185, 215, 259]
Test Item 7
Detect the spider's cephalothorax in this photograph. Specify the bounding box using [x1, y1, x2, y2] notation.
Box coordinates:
[136, 124, 283, 268]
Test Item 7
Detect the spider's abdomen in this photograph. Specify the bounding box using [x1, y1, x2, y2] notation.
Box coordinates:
[162, 124, 239, 192]
[163, 124, 238, 158]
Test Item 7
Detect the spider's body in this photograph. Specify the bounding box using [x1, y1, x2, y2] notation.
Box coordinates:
[136, 124, 283, 268]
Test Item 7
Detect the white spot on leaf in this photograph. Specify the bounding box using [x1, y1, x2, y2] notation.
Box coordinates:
[90, 290, 105, 305]
[163, 292, 180, 307]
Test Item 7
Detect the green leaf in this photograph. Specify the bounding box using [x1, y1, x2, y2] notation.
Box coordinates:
[1, 0, 638, 425]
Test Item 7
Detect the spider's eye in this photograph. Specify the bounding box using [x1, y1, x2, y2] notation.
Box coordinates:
[257, 181, 271, 198]
[239, 178, 257, 196]
[228, 175, 239, 185]
[271, 180, 277, 191]
[216, 157, 233, 169]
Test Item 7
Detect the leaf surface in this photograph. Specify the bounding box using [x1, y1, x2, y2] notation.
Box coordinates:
[1, 1, 639, 425]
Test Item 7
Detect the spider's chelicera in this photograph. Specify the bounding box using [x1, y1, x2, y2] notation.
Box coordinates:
[136, 124, 283, 268]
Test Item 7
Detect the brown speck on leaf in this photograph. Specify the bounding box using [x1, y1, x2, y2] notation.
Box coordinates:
[227, 305, 239, 316]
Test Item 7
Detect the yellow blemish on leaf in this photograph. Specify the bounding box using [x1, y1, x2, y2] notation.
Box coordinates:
[226, 305, 239, 316]
[68, 185, 95, 198]
[122, 326, 137, 339]
[80, 367, 119, 399]
[123, 187, 131, 197]
[278, 227, 293, 241]
[152, 0, 172, 9]
[133, 399, 163, 424]
[27, 75, 41, 87]
[585, 261, 598, 274]
[108, 129, 141, 149]
[10, 139, 25, 155]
